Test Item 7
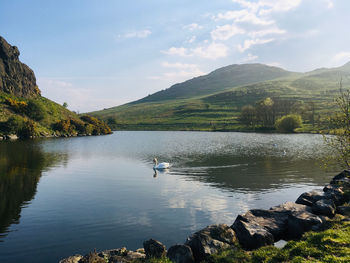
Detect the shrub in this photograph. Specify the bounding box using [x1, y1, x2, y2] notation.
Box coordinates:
[275, 114, 302, 133]
[18, 120, 39, 139]
[53, 119, 73, 134]
[5, 97, 27, 114]
[80, 115, 112, 134]
[26, 100, 46, 121]
[3, 116, 25, 134]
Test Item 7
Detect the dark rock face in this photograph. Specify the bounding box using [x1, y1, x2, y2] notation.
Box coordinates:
[167, 244, 195, 263]
[185, 224, 236, 262]
[0, 36, 40, 98]
[143, 239, 167, 258]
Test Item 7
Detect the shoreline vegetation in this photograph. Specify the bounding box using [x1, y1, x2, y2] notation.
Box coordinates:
[60, 170, 350, 263]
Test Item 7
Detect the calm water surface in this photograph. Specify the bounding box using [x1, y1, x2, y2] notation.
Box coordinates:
[0, 131, 337, 263]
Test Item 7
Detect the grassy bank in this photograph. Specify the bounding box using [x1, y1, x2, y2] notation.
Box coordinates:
[141, 216, 349, 263]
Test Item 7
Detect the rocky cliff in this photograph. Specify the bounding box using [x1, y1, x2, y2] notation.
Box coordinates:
[0, 36, 40, 98]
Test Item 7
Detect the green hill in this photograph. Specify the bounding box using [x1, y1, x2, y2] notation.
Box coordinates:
[0, 36, 111, 138]
[135, 63, 296, 103]
[91, 62, 350, 132]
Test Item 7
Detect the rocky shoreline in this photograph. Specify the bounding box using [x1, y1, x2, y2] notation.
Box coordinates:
[60, 170, 350, 263]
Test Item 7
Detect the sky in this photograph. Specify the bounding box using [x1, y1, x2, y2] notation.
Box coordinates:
[1, 0, 350, 112]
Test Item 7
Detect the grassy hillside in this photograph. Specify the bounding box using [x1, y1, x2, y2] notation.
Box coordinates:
[91, 62, 350, 132]
[135, 63, 296, 103]
[0, 92, 111, 138]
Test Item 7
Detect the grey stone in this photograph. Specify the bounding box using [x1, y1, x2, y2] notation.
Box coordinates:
[185, 224, 236, 261]
[143, 239, 166, 258]
[231, 218, 274, 250]
[167, 244, 194, 263]
[311, 199, 336, 217]
[296, 190, 324, 206]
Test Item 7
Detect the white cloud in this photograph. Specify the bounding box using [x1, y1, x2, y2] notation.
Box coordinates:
[215, 9, 274, 25]
[324, 0, 334, 9]
[148, 62, 205, 81]
[118, 29, 152, 39]
[211, 24, 245, 41]
[238, 38, 274, 52]
[240, 53, 259, 63]
[192, 42, 229, 59]
[331, 52, 350, 66]
[183, 23, 203, 31]
[248, 27, 286, 38]
[162, 47, 189, 57]
[163, 43, 228, 59]
[187, 36, 196, 44]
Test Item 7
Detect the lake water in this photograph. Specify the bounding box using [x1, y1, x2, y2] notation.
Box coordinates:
[0, 131, 337, 263]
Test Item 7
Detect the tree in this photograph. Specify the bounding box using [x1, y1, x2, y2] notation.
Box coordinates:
[324, 81, 350, 168]
[240, 105, 256, 127]
[275, 114, 302, 133]
[63, 102, 68, 108]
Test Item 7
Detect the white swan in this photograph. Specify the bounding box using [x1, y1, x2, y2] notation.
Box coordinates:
[153, 158, 170, 170]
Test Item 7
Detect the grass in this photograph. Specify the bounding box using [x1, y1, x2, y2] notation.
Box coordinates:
[206, 216, 350, 263]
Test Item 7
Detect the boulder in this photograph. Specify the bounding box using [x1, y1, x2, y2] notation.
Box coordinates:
[311, 199, 336, 217]
[337, 205, 350, 216]
[271, 202, 323, 239]
[185, 224, 236, 261]
[79, 252, 105, 263]
[296, 190, 324, 206]
[59, 255, 83, 263]
[330, 170, 350, 188]
[143, 239, 166, 258]
[167, 244, 195, 263]
[231, 218, 274, 250]
[323, 184, 346, 205]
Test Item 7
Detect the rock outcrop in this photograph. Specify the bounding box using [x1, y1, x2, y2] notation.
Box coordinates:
[185, 224, 236, 262]
[167, 245, 195, 263]
[0, 36, 40, 98]
[143, 239, 167, 258]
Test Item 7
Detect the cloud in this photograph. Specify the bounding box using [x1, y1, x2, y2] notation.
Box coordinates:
[248, 27, 286, 38]
[238, 38, 274, 52]
[148, 62, 205, 81]
[211, 24, 245, 41]
[187, 36, 196, 44]
[118, 29, 152, 39]
[331, 52, 350, 66]
[239, 53, 259, 63]
[215, 9, 274, 25]
[323, 0, 334, 9]
[183, 23, 203, 31]
[163, 42, 229, 59]
[231, 0, 302, 14]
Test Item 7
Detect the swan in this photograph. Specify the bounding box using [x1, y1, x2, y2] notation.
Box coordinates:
[153, 158, 170, 170]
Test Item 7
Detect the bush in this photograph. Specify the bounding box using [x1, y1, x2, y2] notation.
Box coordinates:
[3, 116, 25, 134]
[275, 114, 302, 133]
[26, 100, 46, 121]
[5, 97, 27, 114]
[18, 120, 38, 138]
